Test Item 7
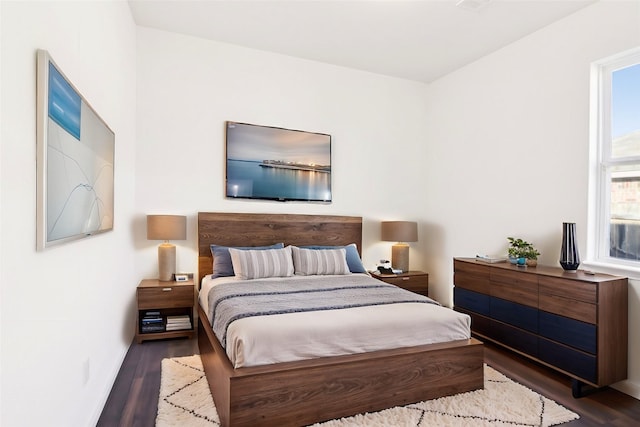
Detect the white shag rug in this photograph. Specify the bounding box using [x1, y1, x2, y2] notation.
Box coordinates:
[156, 355, 579, 427]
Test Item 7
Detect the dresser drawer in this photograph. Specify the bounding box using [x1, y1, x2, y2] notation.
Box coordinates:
[539, 337, 597, 384]
[539, 293, 596, 324]
[454, 271, 491, 294]
[138, 284, 193, 309]
[490, 269, 538, 289]
[539, 311, 596, 354]
[489, 319, 538, 357]
[539, 277, 597, 303]
[490, 297, 538, 333]
[491, 282, 538, 308]
[454, 287, 490, 316]
[454, 259, 490, 277]
[456, 307, 491, 337]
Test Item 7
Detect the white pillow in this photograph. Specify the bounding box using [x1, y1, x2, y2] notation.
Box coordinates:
[229, 246, 294, 280]
[291, 246, 351, 276]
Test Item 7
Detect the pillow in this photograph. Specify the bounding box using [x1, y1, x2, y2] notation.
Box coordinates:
[229, 246, 294, 280]
[300, 243, 367, 273]
[291, 246, 351, 276]
[210, 243, 284, 278]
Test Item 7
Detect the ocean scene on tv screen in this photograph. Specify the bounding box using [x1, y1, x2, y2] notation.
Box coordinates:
[225, 122, 331, 202]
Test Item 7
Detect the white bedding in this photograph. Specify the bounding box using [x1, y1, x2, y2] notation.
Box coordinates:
[199, 274, 471, 368]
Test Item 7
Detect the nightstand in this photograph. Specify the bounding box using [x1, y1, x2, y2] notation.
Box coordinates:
[370, 270, 429, 297]
[135, 278, 196, 343]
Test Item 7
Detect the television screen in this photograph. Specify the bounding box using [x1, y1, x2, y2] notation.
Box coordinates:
[36, 49, 115, 250]
[225, 121, 332, 202]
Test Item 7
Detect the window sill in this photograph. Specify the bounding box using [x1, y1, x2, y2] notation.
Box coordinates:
[582, 260, 640, 281]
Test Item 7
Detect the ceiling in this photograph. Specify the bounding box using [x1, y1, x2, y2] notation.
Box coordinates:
[128, 0, 596, 83]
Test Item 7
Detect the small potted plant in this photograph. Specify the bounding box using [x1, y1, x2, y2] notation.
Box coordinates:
[523, 245, 540, 267]
[507, 237, 540, 267]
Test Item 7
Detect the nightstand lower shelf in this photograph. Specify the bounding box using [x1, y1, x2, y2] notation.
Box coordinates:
[137, 307, 195, 343]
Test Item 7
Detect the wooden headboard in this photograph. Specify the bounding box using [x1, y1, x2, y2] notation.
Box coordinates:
[197, 212, 363, 284]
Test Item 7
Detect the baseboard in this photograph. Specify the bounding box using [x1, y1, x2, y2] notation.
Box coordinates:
[612, 379, 640, 401]
[88, 335, 135, 425]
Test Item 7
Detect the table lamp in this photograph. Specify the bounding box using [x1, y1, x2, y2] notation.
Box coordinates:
[381, 221, 418, 273]
[147, 215, 187, 281]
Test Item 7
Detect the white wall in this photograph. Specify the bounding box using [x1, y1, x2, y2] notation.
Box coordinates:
[0, 1, 137, 426]
[423, 0, 640, 397]
[134, 27, 432, 279]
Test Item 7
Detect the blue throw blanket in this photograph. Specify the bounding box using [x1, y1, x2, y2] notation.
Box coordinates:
[207, 275, 438, 348]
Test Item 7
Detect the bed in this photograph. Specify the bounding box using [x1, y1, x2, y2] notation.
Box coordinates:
[197, 212, 483, 427]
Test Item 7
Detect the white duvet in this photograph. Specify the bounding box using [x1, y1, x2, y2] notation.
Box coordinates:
[199, 274, 471, 368]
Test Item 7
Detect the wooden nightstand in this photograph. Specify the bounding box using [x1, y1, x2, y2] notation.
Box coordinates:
[135, 278, 196, 343]
[370, 270, 429, 297]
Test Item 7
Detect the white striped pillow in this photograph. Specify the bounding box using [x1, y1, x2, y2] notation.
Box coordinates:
[291, 246, 351, 276]
[229, 246, 294, 280]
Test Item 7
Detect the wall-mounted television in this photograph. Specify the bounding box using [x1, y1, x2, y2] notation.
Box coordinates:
[36, 49, 115, 250]
[225, 121, 332, 203]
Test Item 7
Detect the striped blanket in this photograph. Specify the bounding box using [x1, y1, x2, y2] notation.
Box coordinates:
[207, 274, 438, 348]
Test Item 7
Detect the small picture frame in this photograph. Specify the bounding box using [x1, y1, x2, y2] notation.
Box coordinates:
[175, 274, 188, 282]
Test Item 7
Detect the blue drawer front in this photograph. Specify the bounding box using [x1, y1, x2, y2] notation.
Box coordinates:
[539, 311, 596, 354]
[539, 337, 597, 383]
[490, 320, 539, 357]
[456, 307, 492, 337]
[490, 297, 538, 333]
[454, 287, 490, 316]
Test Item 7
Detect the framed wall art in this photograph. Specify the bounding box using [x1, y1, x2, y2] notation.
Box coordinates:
[36, 49, 115, 250]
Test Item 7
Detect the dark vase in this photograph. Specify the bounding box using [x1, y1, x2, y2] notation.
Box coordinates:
[560, 222, 580, 272]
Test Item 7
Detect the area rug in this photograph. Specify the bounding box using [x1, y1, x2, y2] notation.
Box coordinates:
[156, 355, 579, 427]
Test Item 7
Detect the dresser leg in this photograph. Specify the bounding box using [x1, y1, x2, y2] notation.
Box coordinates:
[571, 379, 598, 398]
[571, 379, 584, 398]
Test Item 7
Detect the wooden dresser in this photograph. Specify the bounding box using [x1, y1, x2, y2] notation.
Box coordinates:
[453, 257, 628, 396]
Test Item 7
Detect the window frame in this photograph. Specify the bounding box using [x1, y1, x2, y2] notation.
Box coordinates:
[586, 47, 640, 278]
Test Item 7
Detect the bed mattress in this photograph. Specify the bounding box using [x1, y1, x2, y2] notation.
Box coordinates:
[199, 274, 471, 368]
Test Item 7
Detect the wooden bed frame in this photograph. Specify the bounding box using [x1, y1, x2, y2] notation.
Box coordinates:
[197, 212, 483, 426]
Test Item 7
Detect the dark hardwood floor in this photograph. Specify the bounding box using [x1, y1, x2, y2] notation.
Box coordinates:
[97, 336, 640, 426]
[97, 337, 198, 427]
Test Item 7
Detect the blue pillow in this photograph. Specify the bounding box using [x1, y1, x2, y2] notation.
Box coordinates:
[300, 243, 367, 273]
[210, 243, 284, 278]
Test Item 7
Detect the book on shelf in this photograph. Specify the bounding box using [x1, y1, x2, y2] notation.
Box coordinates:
[141, 324, 165, 333]
[166, 315, 190, 324]
[165, 323, 191, 331]
[140, 313, 191, 332]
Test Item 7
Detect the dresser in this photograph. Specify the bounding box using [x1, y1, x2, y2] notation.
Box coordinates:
[453, 257, 628, 396]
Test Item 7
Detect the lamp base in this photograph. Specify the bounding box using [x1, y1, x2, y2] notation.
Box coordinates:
[391, 243, 409, 273]
[158, 243, 176, 281]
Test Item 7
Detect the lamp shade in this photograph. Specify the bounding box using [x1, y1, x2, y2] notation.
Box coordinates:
[147, 215, 186, 241]
[381, 221, 418, 243]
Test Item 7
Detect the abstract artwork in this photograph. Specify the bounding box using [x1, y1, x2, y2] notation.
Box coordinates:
[36, 50, 114, 249]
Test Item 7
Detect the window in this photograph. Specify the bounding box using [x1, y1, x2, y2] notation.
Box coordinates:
[589, 48, 640, 269]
